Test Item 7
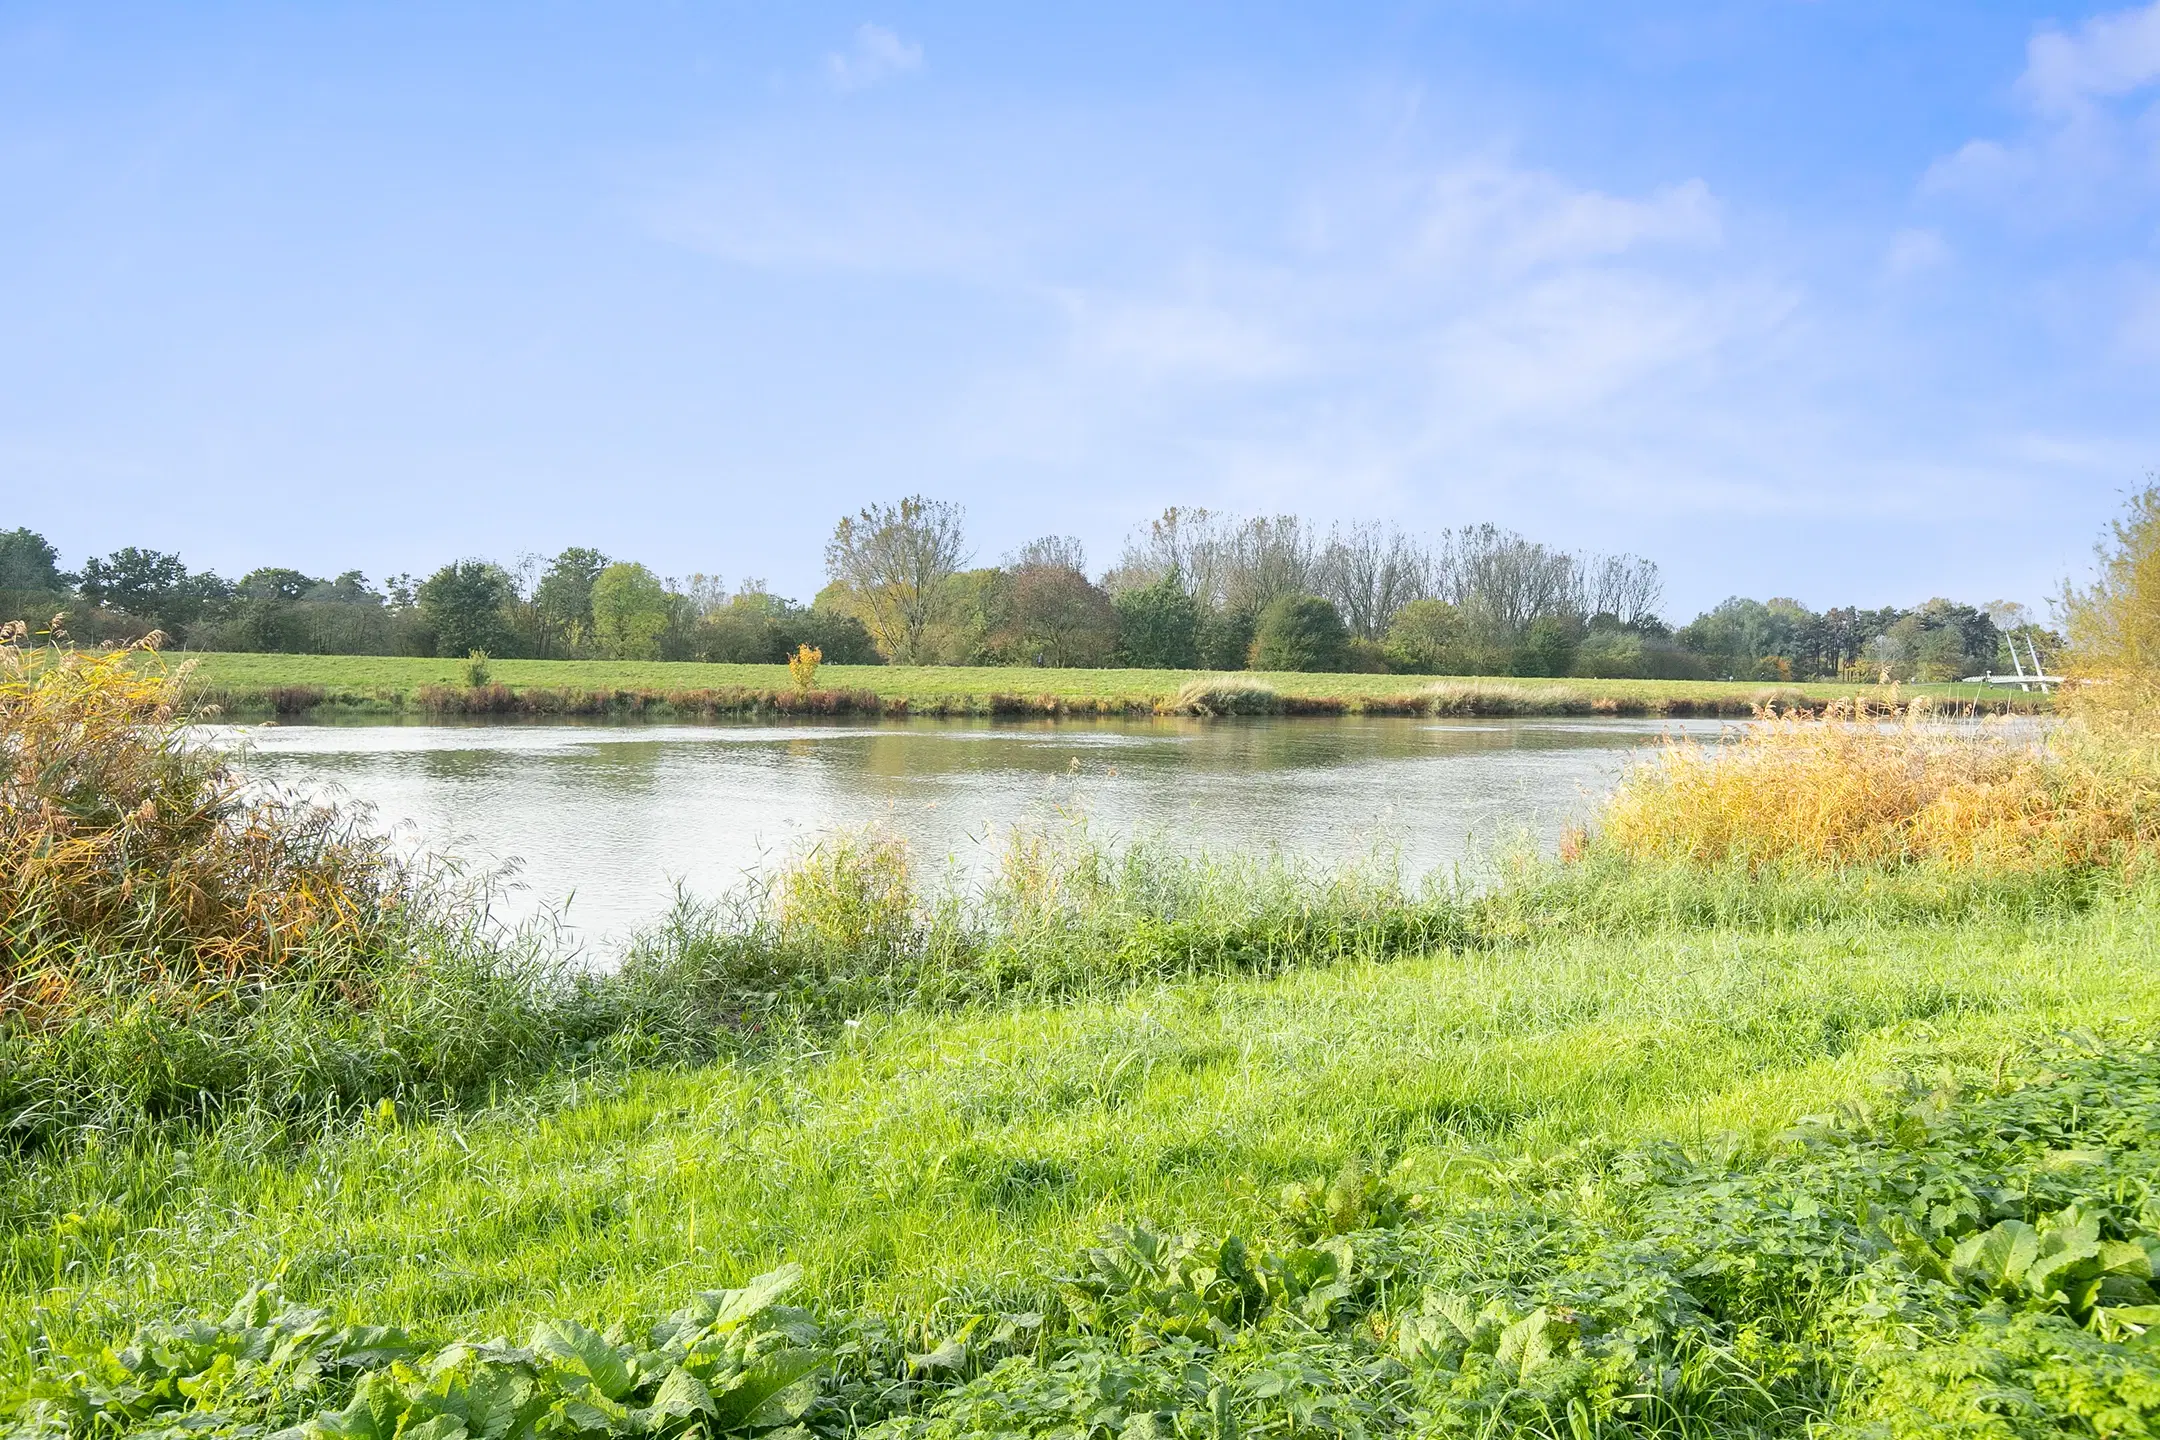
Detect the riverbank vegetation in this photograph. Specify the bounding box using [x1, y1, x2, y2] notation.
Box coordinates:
[4, 497, 2055, 684]
[175, 650, 2041, 720]
[2, 493, 2156, 1437]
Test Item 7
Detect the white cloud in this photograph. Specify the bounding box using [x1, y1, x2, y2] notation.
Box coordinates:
[1884, 227, 1951, 276]
[2019, 1, 2160, 114]
[1926, 1, 2160, 214]
[1410, 167, 1721, 275]
[825, 23, 923, 93]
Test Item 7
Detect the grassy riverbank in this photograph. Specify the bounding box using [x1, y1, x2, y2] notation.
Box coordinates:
[8, 870, 2158, 1438]
[173, 650, 2046, 719]
[6, 643, 2155, 1438]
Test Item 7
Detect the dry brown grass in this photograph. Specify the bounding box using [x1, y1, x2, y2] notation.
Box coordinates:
[1598, 711, 2160, 873]
[1, 638, 408, 1016]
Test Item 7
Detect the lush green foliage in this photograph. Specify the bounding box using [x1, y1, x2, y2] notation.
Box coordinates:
[1249, 594, 1350, 672]
[417, 562, 520, 660]
[1110, 573, 1200, 669]
[15, 1014, 2160, 1439]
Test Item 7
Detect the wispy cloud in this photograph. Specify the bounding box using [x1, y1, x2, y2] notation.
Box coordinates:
[825, 23, 923, 93]
[1925, 0, 2160, 217]
[1884, 227, 1950, 276]
[2019, 1, 2160, 114]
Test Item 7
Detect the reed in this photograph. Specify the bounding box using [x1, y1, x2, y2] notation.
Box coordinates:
[1595, 710, 2160, 873]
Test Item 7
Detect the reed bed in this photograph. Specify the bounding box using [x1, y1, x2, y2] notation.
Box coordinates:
[1596, 709, 2160, 873]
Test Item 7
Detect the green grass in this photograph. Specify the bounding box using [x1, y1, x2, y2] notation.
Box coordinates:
[168, 650, 2045, 717]
[7, 883, 2151, 1368]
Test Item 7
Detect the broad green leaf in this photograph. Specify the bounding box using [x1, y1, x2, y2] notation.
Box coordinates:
[399, 1415, 469, 1440]
[646, 1367, 715, 1421]
[529, 1321, 635, 1402]
[1951, 1220, 2037, 1289]
[707, 1266, 803, 1333]
[709, 1348, 826, 1430]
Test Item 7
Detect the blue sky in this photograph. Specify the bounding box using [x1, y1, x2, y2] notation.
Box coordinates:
[3, 2, 2157, 619]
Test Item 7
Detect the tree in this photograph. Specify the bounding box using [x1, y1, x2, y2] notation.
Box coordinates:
[535, 547, 608, 655]
[824, 496, 970, 662]
[237, 567, 319, 602]
[1250, 594, 1349, 672]
[77, 547, 228, 630]
[1112, 572, 1201, 668]
[1004, 535, 1088, 572]
[1513, 614, 1583, 677]
[416, 560, 518, 658]
[2062, 482, 2160, 727]
[590, 562, 673, 660]
[1583, 554, 1665, 629]
[0, 528, 65, 592]
[1003, 563, 1118, 667]
[1316, 523, 1431, 640]
[1384, 598, 1468, 673]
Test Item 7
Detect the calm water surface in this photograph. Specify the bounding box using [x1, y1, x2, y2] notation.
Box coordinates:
[219, 716, 1727, 945]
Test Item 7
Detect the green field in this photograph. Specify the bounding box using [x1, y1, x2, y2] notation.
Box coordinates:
[170, 650, 2047, 717]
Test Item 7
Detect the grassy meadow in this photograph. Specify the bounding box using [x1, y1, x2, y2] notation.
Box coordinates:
[173, 649, 2044, 718]
[6, 635, 2160, 1438]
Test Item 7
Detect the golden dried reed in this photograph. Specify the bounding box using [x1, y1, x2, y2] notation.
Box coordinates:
[1, 640, 407, 1015]
[1599, 712, 2160, 873]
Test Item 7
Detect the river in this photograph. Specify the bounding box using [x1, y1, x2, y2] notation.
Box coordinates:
[219, 714, 1727, 946]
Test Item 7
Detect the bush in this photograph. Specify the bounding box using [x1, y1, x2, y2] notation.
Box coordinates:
[1195, 609, 1255, 671]
[1112, 574, 1201, 669]
[1161, 676, 1283, 717]
[1249, 594, 1349, 672]
[1383, 598, 1468, 673]
[1509, 614, 1581, 677]
[0, 641, 645, 1141]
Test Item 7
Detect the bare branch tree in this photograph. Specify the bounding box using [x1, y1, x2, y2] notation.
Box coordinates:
[1004, 535, 1088, 573]
[1584, 553, 1664, 627]
[824, 496, 971, 662]
[1316, 523, 1433, 639]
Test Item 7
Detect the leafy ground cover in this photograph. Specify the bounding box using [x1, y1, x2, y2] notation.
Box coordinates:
[171, 651, 2040, 719]
[4, 884, 2158, 1437]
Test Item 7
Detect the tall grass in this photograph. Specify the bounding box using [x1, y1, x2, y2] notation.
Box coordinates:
[621, 824, 1467, 1026]
[0, 643, 673, 1144]
[1595, 711, 2160, 873]
[0, 641, 408, 1010]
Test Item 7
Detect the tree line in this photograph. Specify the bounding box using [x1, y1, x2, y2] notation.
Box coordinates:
[0, 501, 2054, 680]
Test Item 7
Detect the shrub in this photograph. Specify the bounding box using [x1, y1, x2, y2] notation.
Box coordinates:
[788, 643, 823, 693]
[1161, 676, 1283, 717]
[1383, 598, 1467, 673]
[0, 641, 642, 1139]
[1509, 614, 1581, 677]
[0, 642, 409, 1012]
[1249, 594, 1349, 672]
[1112, 573, 1201, 669]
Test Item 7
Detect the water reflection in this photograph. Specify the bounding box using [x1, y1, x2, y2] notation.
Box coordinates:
[217, 715, 1726, 947]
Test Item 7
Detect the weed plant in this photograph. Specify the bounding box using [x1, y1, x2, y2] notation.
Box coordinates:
[620, 825, 1467, 1027]
[14, 1034, 2160, 1439]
